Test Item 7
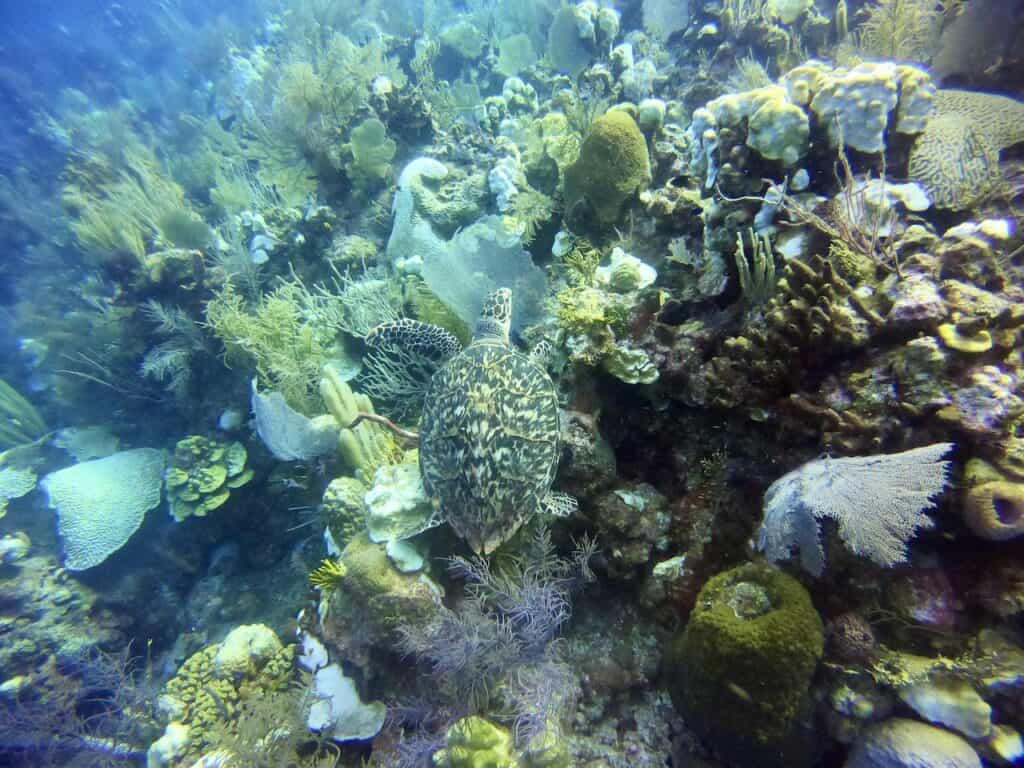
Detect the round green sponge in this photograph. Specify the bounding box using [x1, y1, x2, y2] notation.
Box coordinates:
[563, 110, 650, 230]
[665, 562, 823, 766]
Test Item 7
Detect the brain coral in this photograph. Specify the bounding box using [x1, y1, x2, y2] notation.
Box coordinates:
[41, 448, 165, 570]
[909, 89, 1024, 210]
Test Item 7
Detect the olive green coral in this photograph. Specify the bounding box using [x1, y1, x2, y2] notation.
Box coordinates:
[320, 534, 443, 663]
[563, 111, 650, 230]
[909, 89, 1024, 210]
[665, 563, 823, 767]
[165, 436, 252, 522]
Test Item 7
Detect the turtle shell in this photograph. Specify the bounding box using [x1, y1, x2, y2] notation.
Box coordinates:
[419, 339, 560, 555]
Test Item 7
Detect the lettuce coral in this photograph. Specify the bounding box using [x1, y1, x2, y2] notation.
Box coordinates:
[164, 436, 253, 522]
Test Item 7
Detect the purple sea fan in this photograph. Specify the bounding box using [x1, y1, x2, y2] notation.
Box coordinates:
[757, 443, 954, 576]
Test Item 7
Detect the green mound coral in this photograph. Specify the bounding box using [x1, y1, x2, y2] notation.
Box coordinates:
[563, 111, 650, 230]
[434, 717, 516, 768]
[665, 562, 824, 767]
[909, 89, 1024, 210]
[321, 475, 369, 550]
[320, 534, 443, 663]
[164, 436, 252, 522]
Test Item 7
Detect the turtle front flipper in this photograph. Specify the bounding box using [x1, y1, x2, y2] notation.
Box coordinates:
[365, 318, 463, 360]
[529, 339, 553, 366]
[541, 491, 578, 518]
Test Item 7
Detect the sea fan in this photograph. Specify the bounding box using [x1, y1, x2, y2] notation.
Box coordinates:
[757, 443, 954, 576]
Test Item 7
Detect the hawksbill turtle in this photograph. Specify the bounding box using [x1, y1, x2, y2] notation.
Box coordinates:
[364, 288, 576, 555]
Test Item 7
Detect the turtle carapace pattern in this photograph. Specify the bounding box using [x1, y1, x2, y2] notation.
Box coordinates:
[366, 287, 576, 555]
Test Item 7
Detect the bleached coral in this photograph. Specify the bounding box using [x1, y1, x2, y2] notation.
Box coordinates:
[757, 443, 954, 576]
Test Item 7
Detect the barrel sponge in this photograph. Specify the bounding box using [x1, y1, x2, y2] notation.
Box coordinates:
[41, 448, 165, 570]
[564, 110, 650, 227]
[746, 88, 810, 165]
[909, 90, 1024, 210]
[664, 562, 823, 765]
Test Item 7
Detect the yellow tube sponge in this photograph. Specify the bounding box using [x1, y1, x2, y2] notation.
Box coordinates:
[320, 366, 399, 481]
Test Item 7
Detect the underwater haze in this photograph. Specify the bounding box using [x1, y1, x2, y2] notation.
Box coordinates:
[1, 1, 1024, 766]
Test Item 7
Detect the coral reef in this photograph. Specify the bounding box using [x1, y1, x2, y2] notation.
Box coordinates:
[6, 2, 1024, 766]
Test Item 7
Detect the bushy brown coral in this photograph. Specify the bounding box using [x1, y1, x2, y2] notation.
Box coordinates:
[699, 254, 884, 410]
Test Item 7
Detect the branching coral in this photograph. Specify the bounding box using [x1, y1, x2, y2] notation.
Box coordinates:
[856, 0, 942, 63]
[63, 145, 207, 264]
[205, 279, 349, 413]
[255, 32, 407, 176]
[140, 300, 210, 400]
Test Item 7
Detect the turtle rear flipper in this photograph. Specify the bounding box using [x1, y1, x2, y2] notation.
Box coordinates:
[541, 491, 577, 518]
[365, 318, 463, 360]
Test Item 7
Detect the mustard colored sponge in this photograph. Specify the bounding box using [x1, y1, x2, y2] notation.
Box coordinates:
[563, 110, 650, 229]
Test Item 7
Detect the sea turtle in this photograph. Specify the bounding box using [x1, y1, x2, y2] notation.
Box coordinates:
[364, 288, 576, 555]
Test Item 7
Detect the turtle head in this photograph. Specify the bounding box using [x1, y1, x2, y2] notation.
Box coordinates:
[475, 288, 512, 343]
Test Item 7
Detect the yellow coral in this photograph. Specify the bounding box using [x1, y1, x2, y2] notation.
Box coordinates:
[159, 634, 297, 765]
[936, 323, 993, 354]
